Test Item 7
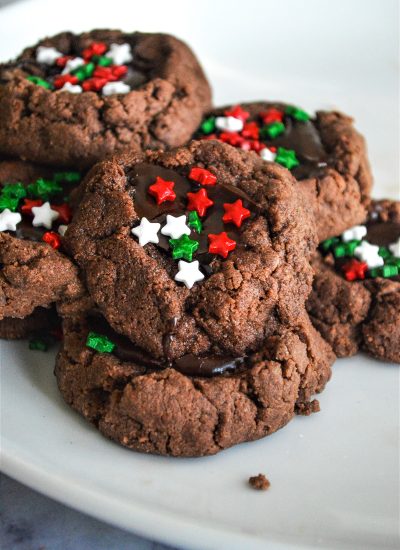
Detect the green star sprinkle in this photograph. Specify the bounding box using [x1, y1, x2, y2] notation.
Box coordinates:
[378, 246, 392, 260]
[285, 105, 310, 121]
[1, 182, 27, 199]
[27, 178, 62, 200]
[320, 236, 340, 253]
[53, 171, 81, 184]
[27, 75, 53, 90]
[92, 55, 113, 66]
[29, 338, 48, 351]
[200, 117, 216, 135]
[275, 147, 299, 170]
[259, 122, 285, 139]
[385, 257, 400, 268]
[73, 62, 95, 81]
[86, 331, 116, 353]
[0, 196, 20, 212]
[169, 234, 199, 261]
[369, 265, 398, 279]
[333, 240, 360, 258]
[188, 211, 202, 233]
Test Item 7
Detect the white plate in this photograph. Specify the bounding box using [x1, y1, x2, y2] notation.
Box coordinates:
[1, 1, 399, 549]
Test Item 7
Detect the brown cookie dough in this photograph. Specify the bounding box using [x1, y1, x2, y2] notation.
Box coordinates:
[0, 159, 85, 324]
[55, 303, 333, 457]
[307, 200, 400, 362]
[65, 140, 318, 362]
[248, 474, 270, 490]
[195, 102, 373, 241]
[0, 306, 57, 340]
[0, 30, 212, 169]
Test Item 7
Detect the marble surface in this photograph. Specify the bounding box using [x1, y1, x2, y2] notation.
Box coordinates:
[0, 474, 176, 550]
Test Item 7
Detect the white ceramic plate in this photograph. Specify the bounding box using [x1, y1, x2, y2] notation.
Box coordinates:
[1, 1, 399, 549]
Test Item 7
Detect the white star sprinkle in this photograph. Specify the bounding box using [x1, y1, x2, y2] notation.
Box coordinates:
[174, 260, 204, 289]
[354, 240, 384, 268]
[341, 225, 367, 242]
[31, 202, 59, 229]
[215, 116, 244, 133]
[105, 43, 133, 65]
[61, 57, 84, 74]
[131, 217, 161, 246]
[102, 81, 131, 96]
[36, 46, 63, 65]
[260, 148, 277, 162]
[389, 237, 400, 258]
[0, 209, 22, 232]
[58, 224, 69, 237]
[161, 215, 191, 240]
[59, 82, 82, 94]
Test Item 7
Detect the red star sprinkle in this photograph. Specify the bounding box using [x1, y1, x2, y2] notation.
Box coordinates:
[208, 232, 236, 258]
[241, 122, 259, 140]
[224, 105, 250, 122]
[219, 132, 245, 147]
[42, 231, 61, 250]
[222, 199, 251, 228]
[189, 167, 217, 186]
[260, 108, 284, 124]
[51, 203, 72, 224]
[82, 77, 108, 92]
[54, 74, 79, 89]
[148, 177, 176, 205]
[93, 65, 128, 82]
[341, 259, 368, 281]
[55, 55, 73, 68]
[82, 42, 107, 61]
[187, 188, 214, 217]
[21, 198, 43, 215]
[249, 140, 265, 153]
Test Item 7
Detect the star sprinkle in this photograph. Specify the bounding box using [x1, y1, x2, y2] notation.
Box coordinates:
[215, 116, 244, 133]
[102, 81, 131, 96]
[341, 259, 368, 281]
[59, 82, 82, 94]
[260, 148, 277, 162]
[105, 43, 133, 65]
[285, 105, 310, 121]
[169, 234, 199, 262]
[27, 76, 53, 89]
[341, 225, 367, 242]
[58, 224, 69, 237]
[222, 199, 250, 228]
[0, 208, 22, 232]
[20, 199, 43, 215]
[148, 177, 176, 205]
[187, 188, 214, 217]
[31, 201, 60, 229]
[86, 331, 115, 353]
[174, 260, 204, 289]
[189, 167, 217, 186]
[200, 117, 216, 134]
[260, 122, 285, 139]
[354, 241, 384, 269]
[260, 108, 284, 124]
[275, 147, 299, 170]
[208, 232, 236, 258]
[389, 238, 400, 258]
[224, 105, 250, 122]
[161, 215, 191, 240]
[131, 217, 161, 246]
[187, 211, 202, 233]
[62, 57, 85, 74]
[51, 203, 72, 224]
[42, 231, 61, 249]
[36, 46, 63, 65]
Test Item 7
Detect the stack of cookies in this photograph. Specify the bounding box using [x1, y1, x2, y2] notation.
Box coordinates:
[0, 30, 398, 457]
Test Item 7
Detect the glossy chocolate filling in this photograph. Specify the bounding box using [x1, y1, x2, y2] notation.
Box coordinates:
[88, 315, 246, 377]
[127, 162, 258, 271]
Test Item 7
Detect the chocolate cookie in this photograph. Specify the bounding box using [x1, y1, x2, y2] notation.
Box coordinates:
[194, 103, 372, 241]
[65, 140, 318, 362]
[0, 30, 212, 169]
[0, 159, 84, 326]
[55, 303, 333, 457]
[307, 200, 400, 362]
[0, 306, 57, 340]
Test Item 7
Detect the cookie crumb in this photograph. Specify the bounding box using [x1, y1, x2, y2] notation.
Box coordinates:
[296, 398, 320, 416]
[248, 474, 270, 491]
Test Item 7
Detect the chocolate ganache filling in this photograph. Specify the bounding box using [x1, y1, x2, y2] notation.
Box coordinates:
[88, 315, 246, 378]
